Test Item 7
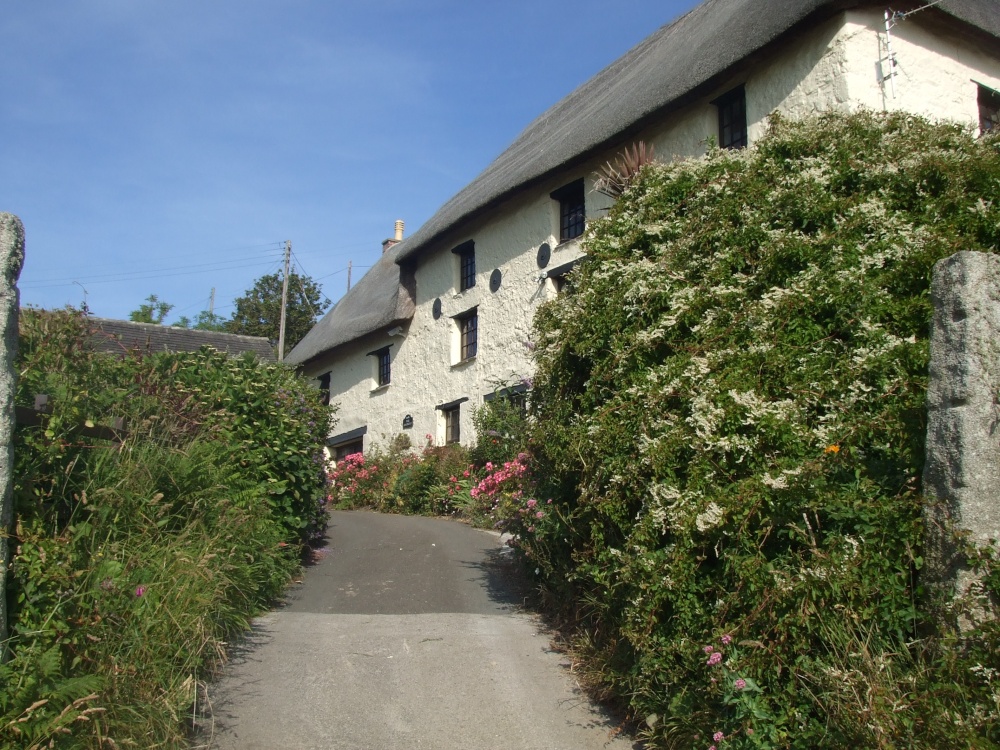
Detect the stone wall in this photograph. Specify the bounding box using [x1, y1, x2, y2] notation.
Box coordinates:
[924, 250, 1000, 625]
[0, 213, 24, 659]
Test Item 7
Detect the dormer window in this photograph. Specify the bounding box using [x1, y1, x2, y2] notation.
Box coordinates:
[712, 85, 747, 150]
[551, 180, 586, 242]
[453, 240, 476, 292]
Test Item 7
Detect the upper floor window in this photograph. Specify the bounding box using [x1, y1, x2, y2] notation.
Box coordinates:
[368, 346, 391, 387]
[712, 85, 747, 150]
[979, 84, 1000, 135]
[456, 308, 478, 362]
[453, 240, 476, 292]
[317, 371, 331, 406]
[551, 179, 586, 242]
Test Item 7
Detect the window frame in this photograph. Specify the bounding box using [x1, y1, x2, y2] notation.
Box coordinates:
[979, 83, 1000, 135]
[452, 240, 476, 292]
[550, 179, 586, 243]
[454, 307, 478, 362]
[317, 371, 331, 406]
[444, 405, 461, 444]
[436, 397, 469, 446]
[711, 85, 747, 150]
[367, 345, 392, 388]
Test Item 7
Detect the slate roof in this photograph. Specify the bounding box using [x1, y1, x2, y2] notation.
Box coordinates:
[89, 318, 276, 361]
[284, 241, 415, 367]
[396, 0, 1000, 264]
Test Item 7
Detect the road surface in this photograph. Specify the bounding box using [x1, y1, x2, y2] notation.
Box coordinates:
[198, 510, 637, 750]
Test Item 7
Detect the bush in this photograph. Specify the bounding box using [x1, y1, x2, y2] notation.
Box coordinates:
[524, 112, 1000, 747]
[2, 309, 329, 748]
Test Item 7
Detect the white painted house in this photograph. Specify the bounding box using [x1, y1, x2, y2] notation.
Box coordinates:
[287, 0, 1000, 457]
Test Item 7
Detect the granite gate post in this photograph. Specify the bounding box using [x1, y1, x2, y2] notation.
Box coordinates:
[0, 214, 24, 660]
[924, 251, 1000, 627]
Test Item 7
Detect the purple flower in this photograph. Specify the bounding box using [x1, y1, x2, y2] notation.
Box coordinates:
[134, 585, 147, 597]
[734, 678, 746, 690]
[707, 651, 723, 666]
[721, 634, 733, 645]
[713, 731, 725, 742]
[703, 645, 714, 654]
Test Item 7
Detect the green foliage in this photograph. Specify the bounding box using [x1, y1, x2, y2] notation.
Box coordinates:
[470, 385, 532, 468]
[524, 112, 1000, 747]
[128, 293, 173, 324]
[226, 270, 330, 351]
[3, 308, 330, 748]
[330, 437, 472, 518]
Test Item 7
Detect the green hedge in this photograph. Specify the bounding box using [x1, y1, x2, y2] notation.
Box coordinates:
[524, 112, 1000, 748]
[2, 309, 331, 749]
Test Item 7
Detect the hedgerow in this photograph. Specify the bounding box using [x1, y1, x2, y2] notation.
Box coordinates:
[2, 309, 331, 749]
[523, 112, 1000, 747]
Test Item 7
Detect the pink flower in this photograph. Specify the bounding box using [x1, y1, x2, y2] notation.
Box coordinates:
[134, 585, 147, 597]
[708, 746, 716, 750]
[734, 678, 746, 690]
[526, 499, 537, 508]
[746, 728, 754, 736]
[703, 645, 714, 654]
[535, 511, 544, 518]
[707, 651, 722, 666]
[713, 731, 725, 742]
[721, 634, 733, 645]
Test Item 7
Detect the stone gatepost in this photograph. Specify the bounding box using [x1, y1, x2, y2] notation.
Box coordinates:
[0, 214, 24, 660]
[924, 251, 1000, 627]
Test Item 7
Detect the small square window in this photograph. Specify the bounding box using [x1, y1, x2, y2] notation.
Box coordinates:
[444, 405, 461, 444]
[453, 240, 476, 292]
[458, 310, 478, 361]
[979, 84, 1000, 135]
[551, 180, 585, 242]
[712, 86, 747, 150]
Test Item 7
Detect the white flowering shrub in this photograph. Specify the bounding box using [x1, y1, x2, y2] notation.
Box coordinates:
[526, 112, 1000, 748]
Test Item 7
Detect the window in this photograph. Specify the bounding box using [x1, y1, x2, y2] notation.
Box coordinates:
[551, 180, 585, 242]
[367, 346, 391, 387]
[444, 405, 461, 444]
[436, 397, 468, 445]
[979, 84, 1000, 135]
[334, 440, 363, 461]
[483, 383, 528, 418]
[317, 372, 331, 406]
[456, 309, 478, 361]
[712, 85, 747, 150]
[453, 240, 476, 292]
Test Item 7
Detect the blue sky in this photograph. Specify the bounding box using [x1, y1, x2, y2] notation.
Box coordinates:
[3, 0, 698, 323]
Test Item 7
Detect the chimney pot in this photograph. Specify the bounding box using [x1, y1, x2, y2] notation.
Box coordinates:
[394, 219, 404, 241]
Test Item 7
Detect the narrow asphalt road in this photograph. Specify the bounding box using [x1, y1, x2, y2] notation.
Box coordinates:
[198, 510, 637, 750]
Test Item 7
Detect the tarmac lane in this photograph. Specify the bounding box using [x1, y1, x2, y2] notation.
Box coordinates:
[198, 510, 639, 750]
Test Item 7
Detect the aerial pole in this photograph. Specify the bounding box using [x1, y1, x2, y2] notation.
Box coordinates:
[278, 240, 291, 361]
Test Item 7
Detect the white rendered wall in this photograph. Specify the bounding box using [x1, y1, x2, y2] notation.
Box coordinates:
[309, 10, 1000, 452]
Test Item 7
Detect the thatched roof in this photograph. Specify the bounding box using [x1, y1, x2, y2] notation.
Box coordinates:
[284, 242, 414, 367]
[396, 0, 1000, 264]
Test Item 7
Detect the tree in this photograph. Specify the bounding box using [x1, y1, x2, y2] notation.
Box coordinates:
[129, 294, 173, 324]
[193, 310, 227, 332]
[226, 271, 330, 352]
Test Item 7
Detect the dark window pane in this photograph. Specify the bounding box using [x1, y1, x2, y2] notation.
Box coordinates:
[460, 248, 476, 291]
[980, 85, 1000, 135]
[714, 86, 747, 150]
[460, 313, 478, 360]
[377, 350, 391, 386]
[445, 406, 460, 444]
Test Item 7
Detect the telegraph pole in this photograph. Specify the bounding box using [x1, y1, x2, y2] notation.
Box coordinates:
[208, 287, 215, 318]
[347, 260, 352, 292]
[278, 240, 291, 361]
